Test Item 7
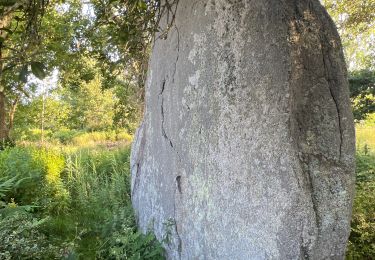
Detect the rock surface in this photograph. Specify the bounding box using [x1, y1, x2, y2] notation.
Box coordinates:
[131, 0, 356, 259]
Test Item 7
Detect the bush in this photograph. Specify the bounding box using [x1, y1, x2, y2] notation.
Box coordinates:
[347, 153, 375, 259]
[116, 131, 133, 143]
[99, 227, 165, 259]
[0, 209, 62, 259]
[52, 146, 163, 258]
[63, 149, 131, 225]
[0, 147, 69, 213]
[348, 180, 375, 259]
[52, 129, 80, 144]
[71, 130, 132, 146]
[72, 131, 108, 146]
[16, 128, 54, 142]
[0, 144, 164, 259]
[0, 138, 15, 151]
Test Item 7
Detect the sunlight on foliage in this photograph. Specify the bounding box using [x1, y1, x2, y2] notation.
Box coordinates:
[0, 144, 164, 259]
[356, 126, 375, 154]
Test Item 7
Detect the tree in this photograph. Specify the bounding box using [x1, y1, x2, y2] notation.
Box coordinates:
[322, 0, 375, 121]
[0, 0, 159, 141]
[131, 0, 355, 258]
[113, 81, 143, 133]
[0, 1, 48, 143]
[349, 70, 375, 121]
[13, 94, 71, 139]
[322, 0, 375, 70]
[89, 0, 160, 89]
[41, 1, 149, 133]
[65, 74, 115, 131]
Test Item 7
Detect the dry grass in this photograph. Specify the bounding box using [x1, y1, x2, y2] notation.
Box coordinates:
[356, 126, 375, 154]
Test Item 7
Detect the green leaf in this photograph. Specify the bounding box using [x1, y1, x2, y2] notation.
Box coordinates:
[0, 1, 17, 7]
[19, 65, 28, 83]
[138, 1, 147, 10]
[30, 62, 47, 79]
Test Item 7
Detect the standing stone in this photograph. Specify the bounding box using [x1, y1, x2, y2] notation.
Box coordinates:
[131, 0, 355, 259]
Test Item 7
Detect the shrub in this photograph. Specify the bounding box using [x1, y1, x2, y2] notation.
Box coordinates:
[0, 138, 15, 151]
[116, 131, 133, 143]
[52, 129, 80, 144]
[64, 148, 131, 220]
[347, 180, 375, 259]
[347, 153, 375, 259]
[0, 147, 69, 213]
[56, 147, 164, 259]
[99, 227, 165, 259]
[0, 145, 164, 259]
[72, 131, 108, 146]
[0, 209, 62, 259]
[70, 130, 133, 146]
[0, 176, 18, 200]
[20, 128, 54, 142]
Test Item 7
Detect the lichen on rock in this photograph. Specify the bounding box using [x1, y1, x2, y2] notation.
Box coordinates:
[131, 1, 356, 259]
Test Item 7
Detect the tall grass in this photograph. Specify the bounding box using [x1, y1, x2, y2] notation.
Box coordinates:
[71, 131, 133, 146]
[356, 126, 375, 154]
[346, 125, 375, 259]
[0, 145, 164, 259]
[1, 126, 373, 258]
[65, 149, 131, 211]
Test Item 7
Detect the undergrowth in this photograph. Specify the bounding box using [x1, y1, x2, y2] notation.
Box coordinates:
[0, 145, 164, 259]
[0, 127, 374, 259]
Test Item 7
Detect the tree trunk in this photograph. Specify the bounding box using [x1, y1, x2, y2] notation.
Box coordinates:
[8, 95, 20, 133]
[0, 91, 9, 142]
[131, 1, 355, 259]
[0, 17, 9, 143]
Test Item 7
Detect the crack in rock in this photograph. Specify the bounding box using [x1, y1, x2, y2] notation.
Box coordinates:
[320, 43, 343, 160]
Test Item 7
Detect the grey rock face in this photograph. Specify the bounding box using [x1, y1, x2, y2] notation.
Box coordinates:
[131, 0, 355, 259]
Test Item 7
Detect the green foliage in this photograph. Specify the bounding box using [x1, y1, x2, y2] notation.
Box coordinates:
[1, 0, 145, 138]
[0, 144, 165, 259]
[12, 128, 133, 148]
[113, 82, 143, 133]
[70, 75, 116, 131]
[0, 138, 15, 150]
[349, 70, 375, 121]
[13, 96, 71, 137]
[345, 125, 375, 258]
[71, 130, 133, 146]
[30, 62, 47, 80]
[15, 128, 54, 142]
[0, 210, 62, 260]
[323, 0, 375, 70]
[0, 0, 50, 117]
[89, 0, 161, 87]
[0, 146, 69, 213]
[60, 147, 163, 258]
[99, 228, 165, 260]
[52, 128, 79, 144]
[0, 175, 17, 199]
[347, 152, 375, 259]
[356, 126, 375, 153]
